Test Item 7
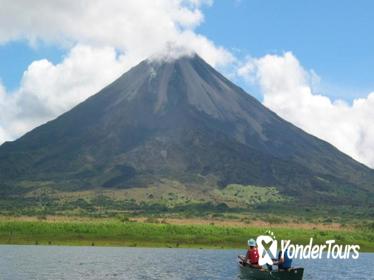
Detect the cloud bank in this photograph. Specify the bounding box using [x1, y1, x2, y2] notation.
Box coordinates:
[238, 52, 374, 168]
[0, 0, 231, 66]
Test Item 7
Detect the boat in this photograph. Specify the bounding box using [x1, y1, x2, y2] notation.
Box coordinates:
[238, 257, 304, 280]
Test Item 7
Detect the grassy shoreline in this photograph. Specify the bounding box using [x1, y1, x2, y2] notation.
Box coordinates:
[0, 218, 373, 252]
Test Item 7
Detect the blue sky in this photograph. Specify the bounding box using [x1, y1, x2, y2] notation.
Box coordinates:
[1, 0, 373, 101]
[197, 0, 374, 101]
[0, 41, 64, 91]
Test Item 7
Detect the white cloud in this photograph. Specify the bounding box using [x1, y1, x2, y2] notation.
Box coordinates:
[0, 45, 130, 142]
[238, 52, 374, 168]
[0, 0, 230, 67]
[0, 0, 233, 143]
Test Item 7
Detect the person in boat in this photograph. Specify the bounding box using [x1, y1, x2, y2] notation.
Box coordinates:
[242, 239, 262, 268]
[276, 247, 292, 271]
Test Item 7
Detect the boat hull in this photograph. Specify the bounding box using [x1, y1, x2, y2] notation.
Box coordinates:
[239, 265, 304, 280]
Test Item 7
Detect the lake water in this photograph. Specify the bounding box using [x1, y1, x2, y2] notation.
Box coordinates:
[0, 245, 373, 279]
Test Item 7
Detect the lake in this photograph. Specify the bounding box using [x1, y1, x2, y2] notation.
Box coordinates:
[0, 245, 372, 279]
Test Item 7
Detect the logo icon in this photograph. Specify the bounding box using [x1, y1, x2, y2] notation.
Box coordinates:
[256, 231, 277, 266]
[254, 230, 360, 264]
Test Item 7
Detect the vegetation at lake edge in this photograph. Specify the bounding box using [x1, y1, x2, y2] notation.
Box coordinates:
[1, 183, 372, 251]
[0, 220, 373, 251]
[1, 183, 373, 221]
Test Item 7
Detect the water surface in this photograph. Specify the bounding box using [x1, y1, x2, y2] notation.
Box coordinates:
[0, 245, 372, 279]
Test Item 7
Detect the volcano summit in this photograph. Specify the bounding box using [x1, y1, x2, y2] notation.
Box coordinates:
[0, 53, 373, 205]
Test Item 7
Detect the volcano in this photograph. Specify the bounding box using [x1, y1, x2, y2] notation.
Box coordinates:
[0, 53, 373, 204]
